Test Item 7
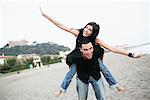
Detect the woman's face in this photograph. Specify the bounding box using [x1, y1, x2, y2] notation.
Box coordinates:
[83, 25, 93, 37]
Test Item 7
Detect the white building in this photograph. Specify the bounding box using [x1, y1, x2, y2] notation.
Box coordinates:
[0, 56, 16, 65]
[8, 39, 29, 47]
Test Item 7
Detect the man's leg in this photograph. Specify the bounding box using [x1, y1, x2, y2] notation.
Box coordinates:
[90, 77, 105, 100]
[76, 76, 89, 100]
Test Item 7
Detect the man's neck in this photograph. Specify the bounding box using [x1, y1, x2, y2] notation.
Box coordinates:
[81, 54, 93, 60]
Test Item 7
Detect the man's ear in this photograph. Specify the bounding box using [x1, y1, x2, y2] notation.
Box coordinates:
[79, 47, 82, 52]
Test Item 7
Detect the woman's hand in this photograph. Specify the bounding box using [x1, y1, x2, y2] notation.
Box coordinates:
[132, 52, 146, 58]
[40, 7, 45, 16]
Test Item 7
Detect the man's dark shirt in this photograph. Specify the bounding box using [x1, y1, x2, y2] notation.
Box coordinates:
[75, 45, 102, 84]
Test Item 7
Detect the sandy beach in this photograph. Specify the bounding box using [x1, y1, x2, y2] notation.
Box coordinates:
[0, 53, 150, 100]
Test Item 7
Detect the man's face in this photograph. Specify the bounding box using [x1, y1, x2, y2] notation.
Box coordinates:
[80, 42, 94, 60]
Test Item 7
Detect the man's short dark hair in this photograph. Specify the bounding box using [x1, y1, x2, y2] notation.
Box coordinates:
[78, 38, 91, 48]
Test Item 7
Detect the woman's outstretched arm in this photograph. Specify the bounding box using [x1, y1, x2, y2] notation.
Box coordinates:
[95, 38, 144, 58]
[40, 7, 79, 36]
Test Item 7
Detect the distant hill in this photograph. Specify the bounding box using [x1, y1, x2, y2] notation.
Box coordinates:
[0, 42, 70, 56]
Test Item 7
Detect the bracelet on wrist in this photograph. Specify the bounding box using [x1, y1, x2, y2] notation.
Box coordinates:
[128, 53, 134, 57]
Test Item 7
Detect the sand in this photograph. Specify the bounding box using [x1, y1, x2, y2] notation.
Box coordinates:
[0, 53, 150, 100]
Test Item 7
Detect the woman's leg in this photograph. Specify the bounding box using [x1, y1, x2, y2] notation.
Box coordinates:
[60, 63, 77, 92]
[98, 59, 118, 88]
[55, 63, 77, 96]
[98, 59, 126, 92]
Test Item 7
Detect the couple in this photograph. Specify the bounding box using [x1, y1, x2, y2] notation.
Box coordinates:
[40, 8, 144, 100]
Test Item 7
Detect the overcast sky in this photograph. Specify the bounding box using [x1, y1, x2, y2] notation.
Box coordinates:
[0, 0, 149, 50]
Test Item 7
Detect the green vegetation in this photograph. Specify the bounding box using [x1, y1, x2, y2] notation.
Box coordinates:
[41, 56, 61, 65]
[0, 42, 70, 56]
[0, 58, 30, 73]
[0, 56, 61, 74]
[0, 42, 68, 73]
